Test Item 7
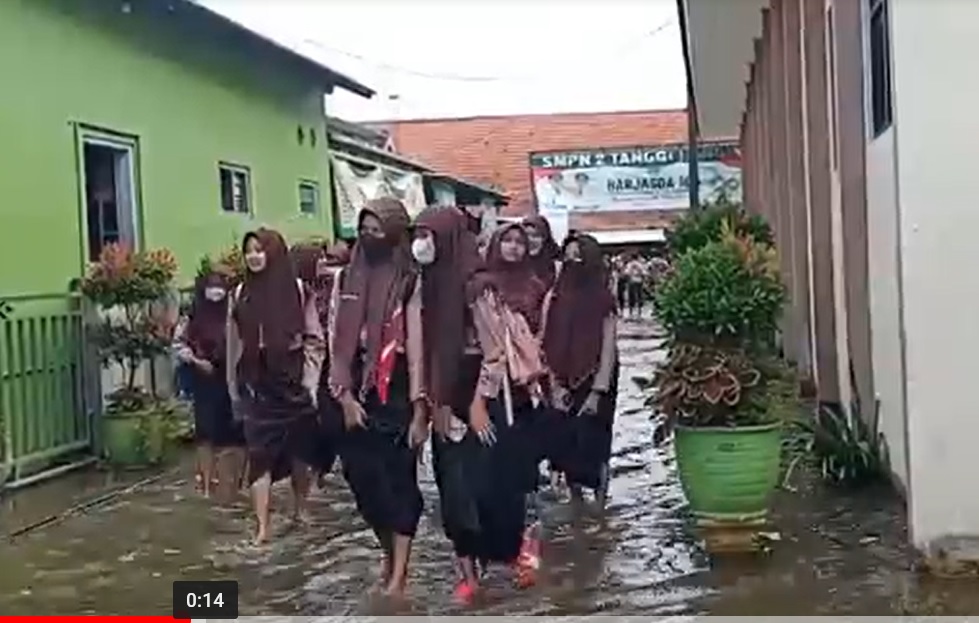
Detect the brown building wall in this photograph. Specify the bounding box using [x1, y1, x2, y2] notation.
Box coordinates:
[783, 0, 814, 379]
[801, 0, 841, 402]
[739, 0, 872, 406]
[833, 0, 875, 407]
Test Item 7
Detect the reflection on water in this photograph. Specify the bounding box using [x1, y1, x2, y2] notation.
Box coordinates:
[0, 318, 970, 615]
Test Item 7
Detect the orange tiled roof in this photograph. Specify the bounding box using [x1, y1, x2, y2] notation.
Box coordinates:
[372, 109, 689, 220]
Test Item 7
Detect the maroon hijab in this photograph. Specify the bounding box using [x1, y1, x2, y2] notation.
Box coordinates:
[416, 206, 480, 406]
[326, 240, 352, 266]
[234, 228, 304, 379]
[469, 223, 547, 333]
[523, 214, 560, 289]
[186, 269, 234, 365]
[290, 242, 337, 324]
[543, 234, 617, 389]
[330, 198, 416, 396]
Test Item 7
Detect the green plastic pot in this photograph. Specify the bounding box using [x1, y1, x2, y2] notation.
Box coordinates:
[674, 423, 782, 522]
[101, 411, 148, 467]
[144, 413, 167, 464]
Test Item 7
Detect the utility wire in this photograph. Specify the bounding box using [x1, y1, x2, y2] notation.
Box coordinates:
[303, 18, 675, 83]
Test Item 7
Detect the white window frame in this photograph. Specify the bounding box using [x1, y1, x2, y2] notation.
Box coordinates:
[219, 162, 252, 215]
[298, 179, 320, 215]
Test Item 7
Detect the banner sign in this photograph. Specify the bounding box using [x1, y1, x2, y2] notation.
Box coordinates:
[529, 142, 742, 212]
[331, 156, 426, 239]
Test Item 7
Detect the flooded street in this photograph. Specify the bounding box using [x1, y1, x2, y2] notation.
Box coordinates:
[0, 318, 973, 615]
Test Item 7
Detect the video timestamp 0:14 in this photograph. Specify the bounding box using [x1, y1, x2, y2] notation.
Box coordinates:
[172, 579, 239, 619]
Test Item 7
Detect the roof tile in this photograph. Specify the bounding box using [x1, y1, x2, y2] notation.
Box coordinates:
[372, 109, 689, 227]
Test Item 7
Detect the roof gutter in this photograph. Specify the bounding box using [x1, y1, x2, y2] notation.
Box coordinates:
[181, 0, 375, 98]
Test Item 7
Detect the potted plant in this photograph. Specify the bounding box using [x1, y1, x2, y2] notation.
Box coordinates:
[649, 219, 790, 524]
[665, 192, 773, 259]
[80, 244, 181, 467]
[197, 242, 246, 283]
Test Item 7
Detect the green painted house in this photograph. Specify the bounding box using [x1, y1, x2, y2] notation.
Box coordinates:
[0, 0, 373, 485]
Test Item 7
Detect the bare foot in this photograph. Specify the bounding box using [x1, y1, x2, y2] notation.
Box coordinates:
[291, 509, 312, 527]
[253, 525, 269, 545]
[370, 559, 393, 593]
[381, 578, 406, 598]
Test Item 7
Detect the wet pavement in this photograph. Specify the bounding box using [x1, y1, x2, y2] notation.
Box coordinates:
[1, 318, 974, 615]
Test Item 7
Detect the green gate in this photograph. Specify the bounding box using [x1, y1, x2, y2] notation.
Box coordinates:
[0, 292, 93, 488]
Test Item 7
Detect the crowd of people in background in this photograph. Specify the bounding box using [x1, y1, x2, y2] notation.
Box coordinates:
[607, 252, 670, 318]
[171, 201, 624, 603]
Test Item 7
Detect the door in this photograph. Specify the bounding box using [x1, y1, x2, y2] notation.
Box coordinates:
[74, 128, 143, 430]
[76, 129, 141, 262]
[824, 1, 852, 410]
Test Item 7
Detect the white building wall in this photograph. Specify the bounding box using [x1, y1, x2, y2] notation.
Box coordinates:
[887, 0, 979, 551]
[864, 127, 908, 491]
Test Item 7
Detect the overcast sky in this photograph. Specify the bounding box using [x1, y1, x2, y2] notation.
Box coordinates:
[200, 0, 687, 122]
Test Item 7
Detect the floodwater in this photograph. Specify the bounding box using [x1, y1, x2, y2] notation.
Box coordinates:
[0, 319, 972, 615]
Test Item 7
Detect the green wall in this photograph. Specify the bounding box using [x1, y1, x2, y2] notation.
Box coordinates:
[0, 0, 338, 295]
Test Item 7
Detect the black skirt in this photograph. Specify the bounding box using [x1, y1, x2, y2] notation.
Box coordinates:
[311, 365, 342, 476]
[432, 360, 532, 563]
[339, 356, 423, 538]
[242, 350, 319, 485]
[545, 362, 619, 491]
[191, 365, 244, 448]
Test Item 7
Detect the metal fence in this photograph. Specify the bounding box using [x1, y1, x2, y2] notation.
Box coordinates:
[0, 292, 93, 488]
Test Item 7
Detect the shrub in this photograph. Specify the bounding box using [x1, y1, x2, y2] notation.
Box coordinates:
[643, 210, 794, 437]
[81, 244, 178, 410]
[81, 245, 177, 308]
[796, 367, 890, 486]
[197, 244, 245, 282]
[666, 195, 773, 258]
[654, 225, 786, 346]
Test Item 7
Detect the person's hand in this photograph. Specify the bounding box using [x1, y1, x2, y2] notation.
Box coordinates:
[230, 394, 247, 422]
[340, 392, 367, 430]
[469, 396, 496, 446]
[431, 404, 452, 438]
[195, 358, 214, 375]
[577, 391, 601, 417]
[552, 384, 572, 412]
[408, 401, 430, 449]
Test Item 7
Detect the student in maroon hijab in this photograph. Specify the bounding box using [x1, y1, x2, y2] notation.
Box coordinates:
[542, 233, 619, 507]
[465, 222, 549, 590]
[173, 267, 244, 498]
[330, 197, 429, 597]
[226, 228, 325, 544]
[522, 214, 561, 290]
[289, 240, 350, 487]
[411, 206, 490, 601]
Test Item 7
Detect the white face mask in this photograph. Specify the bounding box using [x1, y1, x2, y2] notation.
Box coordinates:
[204, 287, 226, 302]
[411, 237, 436, 265]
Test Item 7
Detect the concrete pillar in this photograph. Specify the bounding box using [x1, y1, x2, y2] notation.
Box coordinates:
[781, 0, 814, 381]
[833, 0, 875, 415]
[800, 0, 841, 403]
